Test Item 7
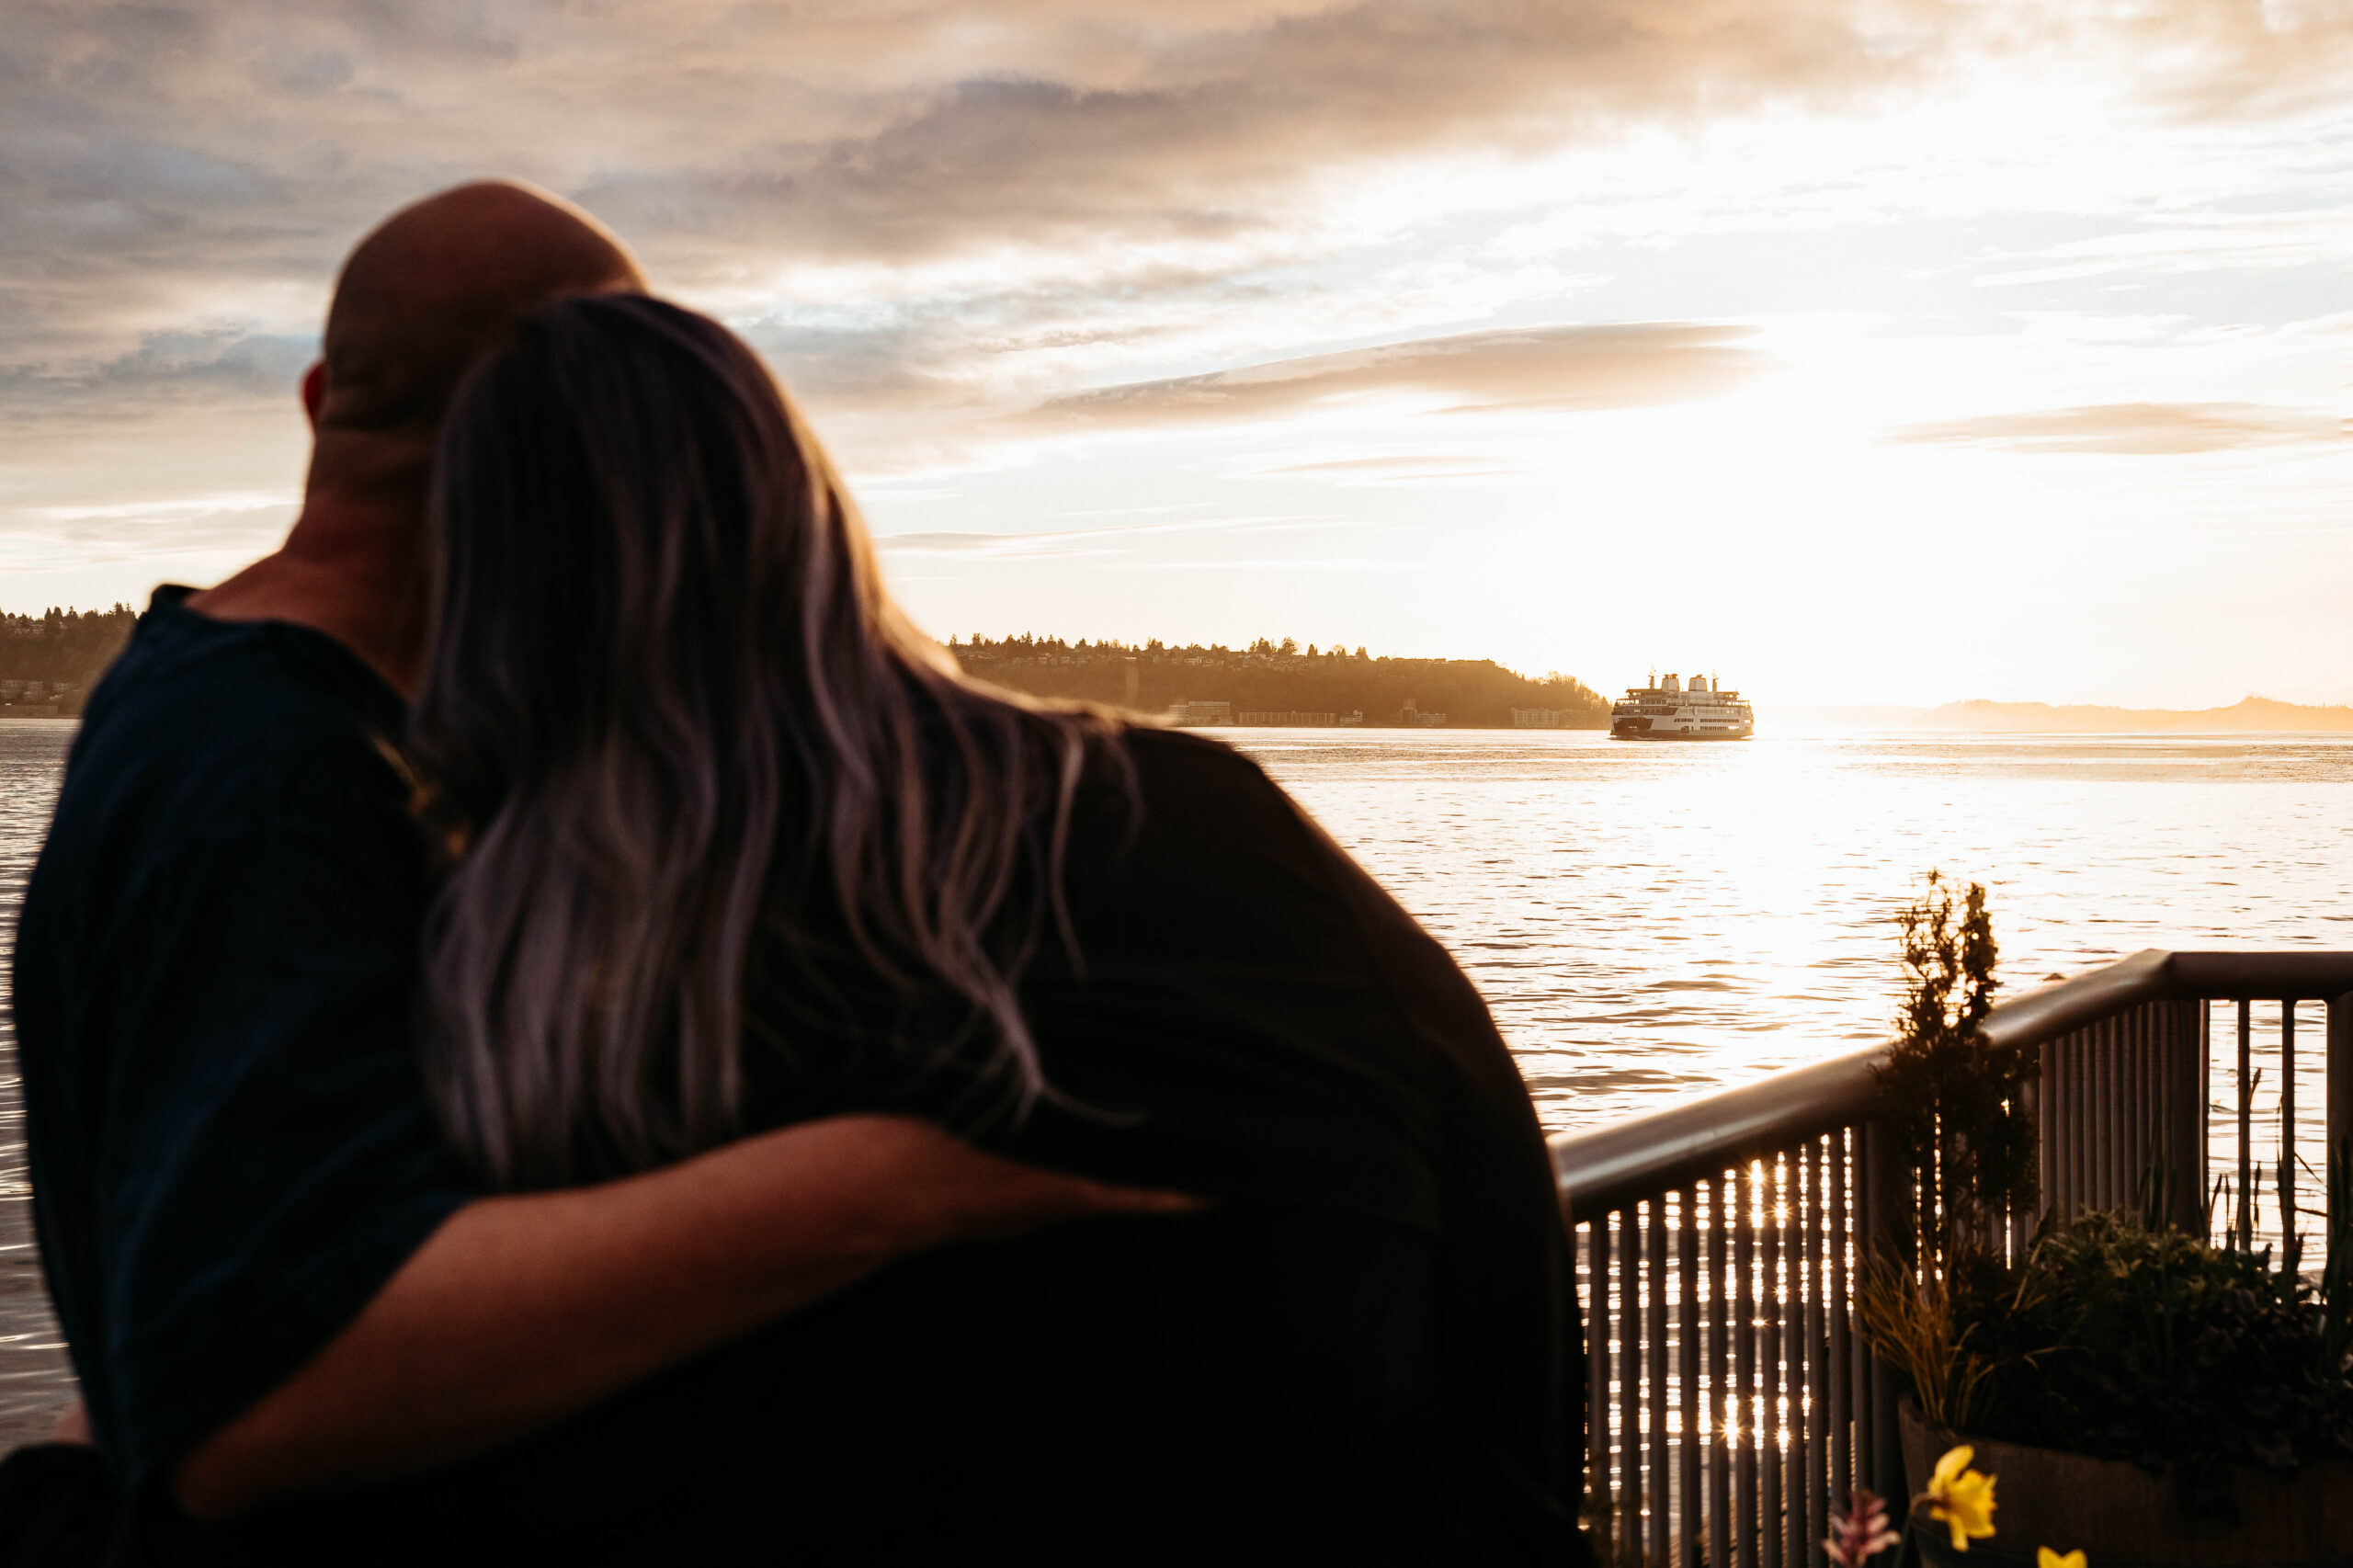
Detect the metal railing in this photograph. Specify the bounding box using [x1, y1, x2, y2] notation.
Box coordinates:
[1549, 949, 2353, 1567]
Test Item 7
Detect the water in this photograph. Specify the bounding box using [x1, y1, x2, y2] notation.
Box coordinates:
[2, 720, 2349, 1438]
[1, 719, 74, 1444]
[1226, 729, 2353, 1134]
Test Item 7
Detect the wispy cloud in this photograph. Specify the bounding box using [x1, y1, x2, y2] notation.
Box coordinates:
[1890, 401, 2349, 455]
[875, 512, 1353, 557]
[1020, 322, 1759, 431]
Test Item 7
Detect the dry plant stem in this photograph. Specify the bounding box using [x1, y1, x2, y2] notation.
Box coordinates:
[1857, 1255, 1995, 1433]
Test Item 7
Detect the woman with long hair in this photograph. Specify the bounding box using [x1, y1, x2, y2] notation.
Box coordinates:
[411, 293, 1580, 1562]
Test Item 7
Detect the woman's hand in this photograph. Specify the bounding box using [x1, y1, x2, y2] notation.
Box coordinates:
[835, 1113, 1202, 1247]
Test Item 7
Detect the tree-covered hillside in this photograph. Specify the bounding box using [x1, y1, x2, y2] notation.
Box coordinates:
[0, 612, 1616, 728]
[1, 606, 138, 712]
[953, 634, 1610, 728]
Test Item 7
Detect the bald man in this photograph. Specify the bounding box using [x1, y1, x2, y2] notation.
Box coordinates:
[10, 184, 1186, 1559]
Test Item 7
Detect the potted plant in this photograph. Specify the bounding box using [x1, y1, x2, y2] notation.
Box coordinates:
[1852, 875, 2353, 1567]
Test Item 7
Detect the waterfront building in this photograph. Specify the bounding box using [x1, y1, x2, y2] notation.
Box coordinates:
[1166, 700, 1233, 726]
[1398, 698, 1447, 727]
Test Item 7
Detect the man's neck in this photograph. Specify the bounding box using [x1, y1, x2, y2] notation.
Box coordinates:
[190, 428, 435, 697]
[190, 445, 433, 699]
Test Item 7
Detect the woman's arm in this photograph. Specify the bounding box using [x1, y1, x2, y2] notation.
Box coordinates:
[171, 1114, 1195, 1519]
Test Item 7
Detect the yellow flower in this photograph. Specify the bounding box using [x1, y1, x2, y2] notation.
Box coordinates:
[2037, 1552, 2085, 1568]
[1923, 1444, 1997, 1551]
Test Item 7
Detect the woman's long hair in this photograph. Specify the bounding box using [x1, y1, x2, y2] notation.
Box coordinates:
[414, 293, 1113, 1189]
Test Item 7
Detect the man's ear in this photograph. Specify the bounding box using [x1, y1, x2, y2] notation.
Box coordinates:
[301, 361, 325, 428]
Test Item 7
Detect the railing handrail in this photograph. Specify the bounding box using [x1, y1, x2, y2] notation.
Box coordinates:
[1550, 947, 2353, 1214]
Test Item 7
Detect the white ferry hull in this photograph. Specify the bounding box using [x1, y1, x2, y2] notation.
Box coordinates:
[1609, 722, 1753, 741]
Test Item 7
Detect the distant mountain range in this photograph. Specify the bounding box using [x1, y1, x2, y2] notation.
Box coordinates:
[1916, 697, 2353, 733]
[1768, 696, 2353, 733]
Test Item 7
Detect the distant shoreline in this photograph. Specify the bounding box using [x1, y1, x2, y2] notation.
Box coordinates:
[1768, 696, 2353, 734]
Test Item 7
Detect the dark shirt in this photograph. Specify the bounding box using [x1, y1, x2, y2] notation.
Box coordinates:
[17, 591, 1581, 1562]
[751, 728, 1586, 1561]
[390, 728, 1586, 1564]
[14, 589, 474, 1497]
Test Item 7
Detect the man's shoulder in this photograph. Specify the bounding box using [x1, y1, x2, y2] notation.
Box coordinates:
[58, 597, 412, 855]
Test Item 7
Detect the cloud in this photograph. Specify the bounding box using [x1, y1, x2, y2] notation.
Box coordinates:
[875, 512, 1352, 557]
[93, 327, 314, 392]
[1972, 210, 2353, 290]
[2, 0, 2344, 440]
[560, 2, 1960, 267]
[1264, 452, 1531, 483]
[1889, 402, 2350, 456]
[6, 0, 2353, 578]
[2, 489, 298, 571]
[0, 324, 316, 443]
[1020, 322, 1758, 430]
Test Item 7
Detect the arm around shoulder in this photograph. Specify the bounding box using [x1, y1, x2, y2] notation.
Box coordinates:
[172, 1114, 1197, 1519]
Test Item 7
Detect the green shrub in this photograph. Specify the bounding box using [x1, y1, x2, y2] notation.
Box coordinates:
[1858, 873, 2353, 1508]
[1978, 1210, 2353, 1479]
[1871, 872, 2039, 1272]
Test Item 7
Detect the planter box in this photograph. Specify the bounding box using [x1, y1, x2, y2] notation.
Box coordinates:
[1899, 1402, 2353, 1568]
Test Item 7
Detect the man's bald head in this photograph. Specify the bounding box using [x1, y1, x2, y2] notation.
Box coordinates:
[319, 181, 643, 438]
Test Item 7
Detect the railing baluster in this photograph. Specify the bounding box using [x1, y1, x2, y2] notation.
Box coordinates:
[1678, 1187, 1700, 1565]
[1859, 1119, 1904, 1501]
[1735, 1165, 1757, 1568]
[1805, 1138, 1829, 1567]
[2126, 1012, 2141, 1208]
[2086, 1017, 2102, 1210]
[2132, 1005, 2150, 1203]
[1586, 1215, 1612, 1559]
[1650, 1196, 1671, 1564]
[1828, 1130, 1851, 1506]
[2118, 1012, 2136, 1205]
[1807, 1134, 1825, 1562]
[2192, 993, 2211, 1243]
[1762, 1155, 1783, 1568]
[2166, 999, 2185, 1215]
[1709, 1175, 1732, 1568]
[1620, 1207, 1642, 1551]
[2283, 1000, 2298, 1235]
[2071, 1028, 2086, 1221]
[2040, 1038, 2058, 1223]
[2239, 999, 2254, 1245]
[2059, 1029, 2077, 1220]
[2089, 1012, 2108, 1205]
[2155, 1003, 2168, 1201]
[2177, 998, 2202, 1232]
[2333, 992, 2353, 1251]
[2108, 1012, 2127, 1205]
[2051, 1033, 2069, 1221]
[1779, 1149, 1801, 1568]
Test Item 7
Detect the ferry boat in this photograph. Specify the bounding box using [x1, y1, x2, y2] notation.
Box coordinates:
[1608, 671, 1754, 741]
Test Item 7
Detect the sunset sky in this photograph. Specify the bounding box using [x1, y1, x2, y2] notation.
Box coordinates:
[4, 2, 2347, 707]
